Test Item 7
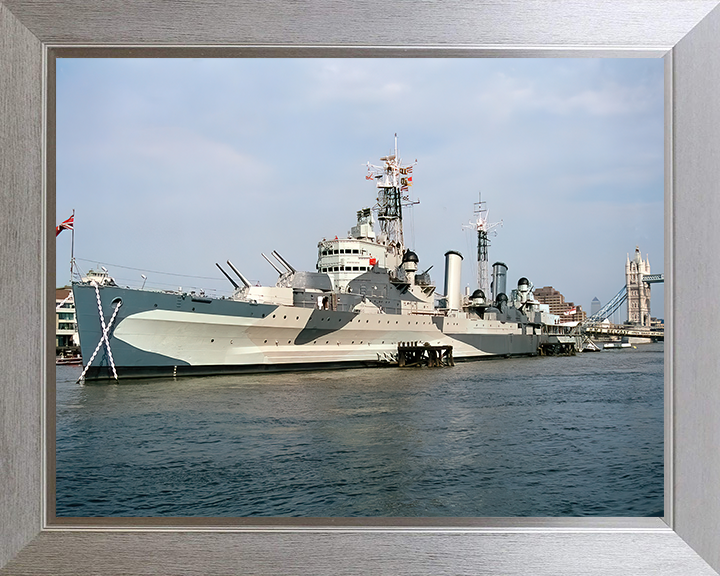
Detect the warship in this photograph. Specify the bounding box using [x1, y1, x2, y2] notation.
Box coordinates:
[72, 138, 571, 381]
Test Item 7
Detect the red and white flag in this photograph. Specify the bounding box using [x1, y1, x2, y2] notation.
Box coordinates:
[56, 214, 74, 237]
[564, 307, 577, 316]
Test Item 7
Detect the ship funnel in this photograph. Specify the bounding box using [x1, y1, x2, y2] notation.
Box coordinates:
[272, 250, 296, 274]
[216, 263, 240, 289]
[491, 262, 508, 301]
[226, 260, 251, 289]
[261, 253, 283, 276]
[443, 251, 463, 310]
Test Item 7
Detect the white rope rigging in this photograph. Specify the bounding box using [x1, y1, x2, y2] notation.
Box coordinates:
[56, 291, 73, 311]
[77, 283, 122, 382]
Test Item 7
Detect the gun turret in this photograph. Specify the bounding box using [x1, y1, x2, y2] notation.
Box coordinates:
[226, 260, 251, 289]
[215, 263, 239, 289]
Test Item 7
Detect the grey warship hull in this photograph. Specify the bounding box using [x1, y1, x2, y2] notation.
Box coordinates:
[73, 282, 544, 381]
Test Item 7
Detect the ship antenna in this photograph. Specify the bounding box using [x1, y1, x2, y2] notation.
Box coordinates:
[463, 192, 502, 297]
[365, 136, 418, 254]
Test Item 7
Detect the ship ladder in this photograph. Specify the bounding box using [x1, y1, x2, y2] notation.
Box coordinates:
[77, 283, 122, 382]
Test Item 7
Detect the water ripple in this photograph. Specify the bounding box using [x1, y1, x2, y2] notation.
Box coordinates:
[56, 343, 664, 517]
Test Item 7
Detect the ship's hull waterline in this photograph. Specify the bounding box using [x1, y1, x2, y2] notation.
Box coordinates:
[73, 284, 544, 381]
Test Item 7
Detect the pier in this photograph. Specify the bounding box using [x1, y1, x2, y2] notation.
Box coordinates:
[539, 335, 580, 356]
[397, 342, 454, 368]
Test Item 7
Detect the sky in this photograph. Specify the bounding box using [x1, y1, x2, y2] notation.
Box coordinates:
[56, 58, 664, 320]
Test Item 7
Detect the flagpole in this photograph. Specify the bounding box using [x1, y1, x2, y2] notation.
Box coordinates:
[70, 209, 75, 285]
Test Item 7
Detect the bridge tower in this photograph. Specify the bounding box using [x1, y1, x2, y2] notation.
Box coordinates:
[625, 246, 652, 327]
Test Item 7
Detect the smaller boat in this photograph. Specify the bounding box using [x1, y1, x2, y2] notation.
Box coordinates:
[603, 342, 632, 350]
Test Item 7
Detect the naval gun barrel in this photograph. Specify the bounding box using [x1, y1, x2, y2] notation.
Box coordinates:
[272, 250, 296, 274]
[215, 263, 240, 289]
[261, 252, 284, 276]
[226, 260, 252, 288]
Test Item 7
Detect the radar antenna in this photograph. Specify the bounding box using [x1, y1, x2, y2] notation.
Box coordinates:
[463, 193, 502, 297]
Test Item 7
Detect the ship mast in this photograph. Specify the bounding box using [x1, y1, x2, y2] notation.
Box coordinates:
[467, 194, 502, 297]
[365, 134, 417, 255]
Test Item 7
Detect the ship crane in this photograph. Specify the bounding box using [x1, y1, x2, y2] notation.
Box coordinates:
[463, 193, 502, 299]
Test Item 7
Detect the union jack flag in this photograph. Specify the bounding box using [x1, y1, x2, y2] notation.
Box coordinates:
[56, 214, 74, 237]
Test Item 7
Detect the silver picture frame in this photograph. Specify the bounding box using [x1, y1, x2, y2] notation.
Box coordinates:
[2, 1, 720, 574]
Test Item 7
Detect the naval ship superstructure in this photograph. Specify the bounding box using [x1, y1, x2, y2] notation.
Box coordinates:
[73, 139, 562, 381]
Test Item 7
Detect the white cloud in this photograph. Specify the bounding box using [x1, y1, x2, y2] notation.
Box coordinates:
[311, 61, 410, 103]
[475, 71, 658, 121]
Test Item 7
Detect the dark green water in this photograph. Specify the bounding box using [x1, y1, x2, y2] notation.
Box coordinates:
[56, 343, 664, 517]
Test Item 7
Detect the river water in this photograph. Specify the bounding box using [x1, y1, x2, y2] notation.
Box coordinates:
[56, 343, 664, 517]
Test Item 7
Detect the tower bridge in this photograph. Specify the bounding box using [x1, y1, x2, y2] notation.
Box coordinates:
[574, 247, 664, 342]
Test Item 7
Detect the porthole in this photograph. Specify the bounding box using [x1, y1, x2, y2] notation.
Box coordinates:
[211, 339, 214, 343]
[264, 339, 267, 343]
[272, 314, 276, 318]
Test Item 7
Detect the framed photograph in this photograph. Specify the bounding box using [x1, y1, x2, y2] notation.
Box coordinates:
[2, 1, 720, 574]
[51, 56, 666, 521]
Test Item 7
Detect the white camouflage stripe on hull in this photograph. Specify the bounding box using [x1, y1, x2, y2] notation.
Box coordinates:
[112, 307, 489, 366]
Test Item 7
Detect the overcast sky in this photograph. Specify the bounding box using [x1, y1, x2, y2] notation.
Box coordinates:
[56, 58, 664, 320]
